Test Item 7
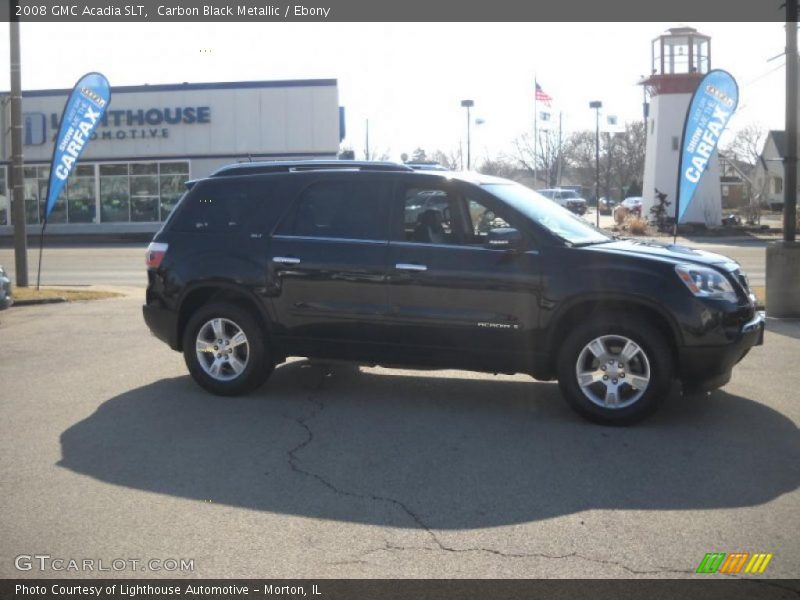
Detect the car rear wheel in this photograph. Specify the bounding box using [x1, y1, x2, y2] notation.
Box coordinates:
[183, 303, 272, 396]
[556, 314, 673, 425]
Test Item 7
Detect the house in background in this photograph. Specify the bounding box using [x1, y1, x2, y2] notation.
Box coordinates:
[718, 153, 752, 209]
[754, 130, 793, 211]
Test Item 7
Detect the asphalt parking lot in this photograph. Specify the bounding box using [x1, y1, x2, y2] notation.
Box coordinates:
[0, 290, 798, 579]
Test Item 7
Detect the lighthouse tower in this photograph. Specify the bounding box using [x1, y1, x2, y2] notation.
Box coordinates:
[641, 27, 722, 226]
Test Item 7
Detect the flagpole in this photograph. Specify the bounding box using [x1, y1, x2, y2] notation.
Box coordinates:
[533, 75, 538, 187]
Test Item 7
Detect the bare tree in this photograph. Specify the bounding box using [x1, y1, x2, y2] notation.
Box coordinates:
[610, 121, 646, 198]
[561, 121, 646, 200]
[512, 129, 563, 187]
[429, 149, 461, 170]
[723, 123, 766, 166]
[477, 155, 518, 179]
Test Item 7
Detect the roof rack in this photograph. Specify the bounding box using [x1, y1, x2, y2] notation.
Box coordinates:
[210, 160, 414, 177]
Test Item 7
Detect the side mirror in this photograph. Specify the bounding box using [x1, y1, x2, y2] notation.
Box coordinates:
[485, 227, 523, 251]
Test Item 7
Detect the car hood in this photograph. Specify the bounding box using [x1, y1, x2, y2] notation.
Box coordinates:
[585, 239, 738, 270]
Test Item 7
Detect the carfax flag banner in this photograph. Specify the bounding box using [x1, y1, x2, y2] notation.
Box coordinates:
[676, 69, 738, 222]
[44, 72, 110, 221]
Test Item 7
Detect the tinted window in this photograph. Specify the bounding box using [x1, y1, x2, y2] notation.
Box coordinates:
[277, 180, 391, 241]
[466, 197, 511, 242]
[400, 186, 514, 246]
[170, 179, 277, 233]
[403, 188, 455, 244]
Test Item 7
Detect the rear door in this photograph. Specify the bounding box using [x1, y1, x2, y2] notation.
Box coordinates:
[384, 177, 543, 371]
[267, 173, 394, 354]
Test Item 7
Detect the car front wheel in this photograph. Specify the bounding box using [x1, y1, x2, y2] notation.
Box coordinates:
[556, 314, 674, 425]
[183, 303, 272, 396]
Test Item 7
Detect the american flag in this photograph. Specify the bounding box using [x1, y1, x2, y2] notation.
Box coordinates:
[535, 82, 552, 107]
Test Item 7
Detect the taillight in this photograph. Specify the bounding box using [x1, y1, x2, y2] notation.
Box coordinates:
[145, 242, 169, 269]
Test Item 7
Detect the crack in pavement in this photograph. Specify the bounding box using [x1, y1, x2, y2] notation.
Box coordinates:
[279, 366, 730, 578]
[358, 540, 698, 576]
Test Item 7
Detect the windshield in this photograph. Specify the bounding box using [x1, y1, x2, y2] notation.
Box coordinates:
[484, 182, 611, 245]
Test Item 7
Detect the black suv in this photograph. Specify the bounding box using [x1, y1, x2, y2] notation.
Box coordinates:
[143, 161, 764, 424]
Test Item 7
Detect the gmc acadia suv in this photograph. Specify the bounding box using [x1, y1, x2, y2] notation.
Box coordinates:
[143, 161, 764, 425]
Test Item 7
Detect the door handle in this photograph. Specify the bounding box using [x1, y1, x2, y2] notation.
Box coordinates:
[273, 256, 301, 265]
[395, 263, 427, 272]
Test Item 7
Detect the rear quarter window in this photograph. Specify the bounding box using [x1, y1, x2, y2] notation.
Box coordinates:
[169, 178, 284, 233]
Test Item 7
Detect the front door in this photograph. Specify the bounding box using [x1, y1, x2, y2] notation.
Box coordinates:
[385, 178, 542, 371]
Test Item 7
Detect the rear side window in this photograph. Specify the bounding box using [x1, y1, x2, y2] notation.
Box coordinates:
[276, 179, 391, 241]
[169, 179, 279, 233]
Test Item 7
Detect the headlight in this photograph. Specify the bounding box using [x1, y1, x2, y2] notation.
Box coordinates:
[674, 264, 738, 302]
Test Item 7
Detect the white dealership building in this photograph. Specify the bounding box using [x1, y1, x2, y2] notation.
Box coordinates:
[0, 78, 343, 235]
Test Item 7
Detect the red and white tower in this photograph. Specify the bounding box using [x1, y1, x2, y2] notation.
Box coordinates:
[641, 27, 722, 226]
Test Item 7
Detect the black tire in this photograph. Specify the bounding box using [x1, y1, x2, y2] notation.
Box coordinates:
[182, 302, 273, 396]
[556, 312, 674, 425]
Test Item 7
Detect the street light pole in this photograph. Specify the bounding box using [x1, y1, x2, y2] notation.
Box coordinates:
[589, 101, 603, 228]
[461, 99, 474, 170]
[9, 11, 28, 287]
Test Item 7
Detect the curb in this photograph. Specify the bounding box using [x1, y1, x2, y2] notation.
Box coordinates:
[12, 297, 67, 307]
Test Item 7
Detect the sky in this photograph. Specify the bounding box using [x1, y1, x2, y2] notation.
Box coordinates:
[0, 21, 787, 162]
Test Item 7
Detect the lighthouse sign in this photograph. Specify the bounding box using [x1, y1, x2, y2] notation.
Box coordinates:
[676, 69, 739, 223]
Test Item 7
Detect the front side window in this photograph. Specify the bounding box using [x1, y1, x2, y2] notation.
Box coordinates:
[403, 188, 454, 244]
[466, 198, 511, 242]
[277, 180, 391, 241]
[400, 186, 513, 246]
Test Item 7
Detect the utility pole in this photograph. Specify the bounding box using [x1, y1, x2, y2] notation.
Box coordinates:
[9, 10, 28, 287]
[785, 2, 798, 243]
[766, 6, 800, 318]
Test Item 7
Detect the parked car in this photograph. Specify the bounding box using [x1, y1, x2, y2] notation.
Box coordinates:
[598, 197, 617, 215]
[537, 188, 588, 215]
[0, 265, 13, 310]
[143, 160, 764, 425]
[621, 196, 643, 217]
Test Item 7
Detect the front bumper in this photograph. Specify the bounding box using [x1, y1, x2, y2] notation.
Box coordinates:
[680, 311, 764, 392]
